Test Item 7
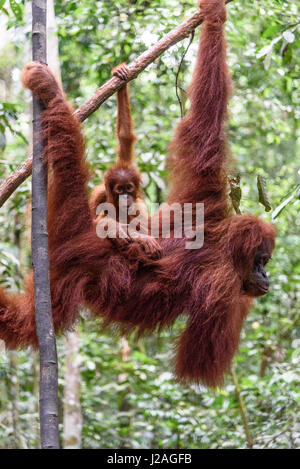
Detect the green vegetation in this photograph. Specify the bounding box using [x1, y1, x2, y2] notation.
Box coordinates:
[0, 0, 299, 449]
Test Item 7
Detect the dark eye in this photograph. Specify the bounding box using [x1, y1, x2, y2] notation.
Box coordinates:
[115, 185, 124, 194]
[262, 256, 270, 266]
[126, 184, 134, 193]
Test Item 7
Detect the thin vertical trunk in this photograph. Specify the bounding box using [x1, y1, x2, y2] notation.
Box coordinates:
[33, 353, 41, 448]
[7, 352, 24, 449]
[63, 332, 82, 449]
[118, 337, 132, 448]
[31, 0, 59, 449]
[230, 368, 254, 449]
[7, 218, 24, 449]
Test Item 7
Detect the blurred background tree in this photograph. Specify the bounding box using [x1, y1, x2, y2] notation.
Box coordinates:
[0, 0, 299, 449]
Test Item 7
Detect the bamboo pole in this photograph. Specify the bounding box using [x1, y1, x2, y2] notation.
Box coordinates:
[31, 0, 59, 449]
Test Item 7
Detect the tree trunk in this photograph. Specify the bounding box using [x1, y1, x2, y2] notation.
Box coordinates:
[31, 0, 60, 449]
[7, 352, 24, 449]
[63, 331, 82, 449]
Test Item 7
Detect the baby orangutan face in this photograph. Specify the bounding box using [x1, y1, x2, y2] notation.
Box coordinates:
[111, 180, 137, 209]
[105, 165, 141, 213]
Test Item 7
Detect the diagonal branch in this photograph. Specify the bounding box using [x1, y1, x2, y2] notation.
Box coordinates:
[0, 1, 233, 208]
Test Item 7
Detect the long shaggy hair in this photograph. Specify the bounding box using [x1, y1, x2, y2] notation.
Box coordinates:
[0, 0, 275, 388]
[97, 0, 276, 387]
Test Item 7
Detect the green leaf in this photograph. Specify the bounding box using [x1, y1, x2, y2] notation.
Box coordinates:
[133, 351, 156, 365]
[257, 175, 272, 212]
[272, 193, 296, 219]
[9, 0, 23, 21]
[229, 175, 242, 214]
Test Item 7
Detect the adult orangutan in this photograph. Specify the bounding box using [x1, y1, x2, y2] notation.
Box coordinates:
[0, 0, 275, 387]
[0, 63, 160, 348]
[98, 0, 276, 387]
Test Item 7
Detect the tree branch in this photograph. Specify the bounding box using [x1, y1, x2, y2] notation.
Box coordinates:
[0, 1, 233, 208]
[230, 368, 254, 449]
[0, 157, 32, 207]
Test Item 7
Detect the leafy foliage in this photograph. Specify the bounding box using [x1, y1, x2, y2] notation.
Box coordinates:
[0, 0, 299, 449]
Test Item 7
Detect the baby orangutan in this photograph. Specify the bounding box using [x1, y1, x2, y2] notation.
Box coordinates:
[90, 63, 160, 258]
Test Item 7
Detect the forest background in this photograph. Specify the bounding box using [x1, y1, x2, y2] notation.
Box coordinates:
[0, 0, 299, 449]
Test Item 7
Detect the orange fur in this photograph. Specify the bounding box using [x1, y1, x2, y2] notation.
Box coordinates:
[0, 1, 276, 388]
